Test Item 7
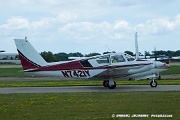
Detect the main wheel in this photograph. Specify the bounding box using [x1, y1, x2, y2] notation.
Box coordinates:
[150, 80, 157, 87]
[108, 81, 116, 89]
[103, 80, 109, 87]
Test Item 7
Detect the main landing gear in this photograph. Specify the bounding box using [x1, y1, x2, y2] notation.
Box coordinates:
[150, 78, 157, 87]
[103, 78, 116, 89]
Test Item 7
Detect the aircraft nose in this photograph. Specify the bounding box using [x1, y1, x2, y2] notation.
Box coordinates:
[162, 63, 170, 69]
[156, 61, 170, 69]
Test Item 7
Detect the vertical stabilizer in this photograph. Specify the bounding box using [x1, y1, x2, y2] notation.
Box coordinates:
[14, 39, 47, 70]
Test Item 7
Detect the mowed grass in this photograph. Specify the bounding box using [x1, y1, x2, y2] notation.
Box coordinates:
[0, 68, 25, 77]
[161, 65, 180, 75]
[0, 79, 179, 87]
[0, 92, 179, 120]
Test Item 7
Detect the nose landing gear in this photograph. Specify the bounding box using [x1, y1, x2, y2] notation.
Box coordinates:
[150, 79, 157, 87]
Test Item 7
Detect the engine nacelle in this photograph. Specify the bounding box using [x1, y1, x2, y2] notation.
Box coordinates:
[128, 64, 152, 74]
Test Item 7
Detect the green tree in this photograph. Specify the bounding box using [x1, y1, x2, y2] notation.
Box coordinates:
[144, 51, 151, 56]
[68, 52, 83, 57]
[174, 50, 180, 56]
[40, 51, 57, 62]
[144, 51, 151, 59]
[124, 51, 134, 56]
[103, 51, 111, 54]
[85, 53, 101, 57]
[54, 52, 69, 61]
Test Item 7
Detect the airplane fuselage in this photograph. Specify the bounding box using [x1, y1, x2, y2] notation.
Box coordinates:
[14, 39, 170, 89]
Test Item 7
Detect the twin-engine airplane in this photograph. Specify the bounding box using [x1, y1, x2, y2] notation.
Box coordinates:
[14, 39, 170, 89]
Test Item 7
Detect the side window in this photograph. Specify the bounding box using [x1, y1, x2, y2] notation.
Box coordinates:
[96, 56, 110, 64]
[111, 55, 125, 63]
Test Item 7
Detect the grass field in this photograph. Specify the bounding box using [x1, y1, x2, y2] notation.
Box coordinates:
[0, 79, 179, 87]
[161, 65, 180, 75]
[0, 68, 25, 77]
[0, 92, 179, 120]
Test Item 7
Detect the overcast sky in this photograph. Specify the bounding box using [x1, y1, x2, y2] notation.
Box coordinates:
[0, 0, 180, 55]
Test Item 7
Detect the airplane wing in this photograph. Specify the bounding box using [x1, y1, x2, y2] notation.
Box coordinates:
[91, 68, 129, 79]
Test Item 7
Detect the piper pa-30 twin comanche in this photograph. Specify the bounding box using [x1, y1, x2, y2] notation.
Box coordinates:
[14, 38, 170, 89]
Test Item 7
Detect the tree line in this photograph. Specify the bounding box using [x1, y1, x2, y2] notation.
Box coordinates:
[40, 50, 180, 62]
[40, 51, 101, 62]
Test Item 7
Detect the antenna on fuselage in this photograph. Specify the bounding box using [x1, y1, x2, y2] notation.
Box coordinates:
[135, 32, 139, 59]
[105, 45, 111, 52]
[105, 45, 116, 54]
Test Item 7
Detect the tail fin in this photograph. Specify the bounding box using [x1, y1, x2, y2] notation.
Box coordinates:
[14, 39, 47, 70]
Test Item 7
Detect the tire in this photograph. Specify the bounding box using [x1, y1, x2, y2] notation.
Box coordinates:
[150, 80, 157, 87]
[103, 80, 109, 87]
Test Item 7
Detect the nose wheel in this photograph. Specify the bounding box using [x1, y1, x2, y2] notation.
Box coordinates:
[103, 79, 116, 89]
[150, 79, 157, 87]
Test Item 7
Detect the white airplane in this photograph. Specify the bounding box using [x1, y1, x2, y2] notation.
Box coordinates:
[14, 38, 170, 89]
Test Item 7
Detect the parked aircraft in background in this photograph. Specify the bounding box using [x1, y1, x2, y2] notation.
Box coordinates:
[14, 38, 170, 89]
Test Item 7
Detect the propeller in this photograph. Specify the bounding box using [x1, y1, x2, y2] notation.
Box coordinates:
[151, 47, 160, 79]
[154, 60, 161, 80]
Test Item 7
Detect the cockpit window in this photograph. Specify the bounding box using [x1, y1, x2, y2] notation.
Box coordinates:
[124, 53, 135, 61]
[111, 55, 125, 63]
[96, 55, 110, 64]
